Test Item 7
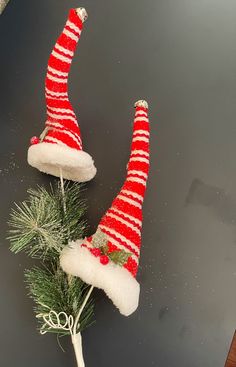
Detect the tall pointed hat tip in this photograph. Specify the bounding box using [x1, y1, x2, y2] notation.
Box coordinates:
[134, 100, 148, 109]
[28, 7, 96, 182]
[76, 7, 88, 23]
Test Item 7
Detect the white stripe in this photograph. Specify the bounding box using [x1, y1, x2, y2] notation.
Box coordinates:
[47, 117, 82, 142]
[106, 212, 141, 235]
[134, 116, 149, 122]
[128, 170, 148, 179]
[133, 129, 150, 136]
[121, 189, 143, 202]
[133, 136, 149, 143]
[46, 121, 82, 147]
[66, 20, 81, 35]
[47, 111, 77, 123]
[127, 177, 147, 186]
[99, 225, 140, 256]
[48, 106, 75, 117]
[47, 66, 68, 77]
[135, 110, 147, 117]
[45, 88, 68, 97]
[47, 73, 67, 84]
[131, 149, 149, 157]
[63, 131, 81, 147]
[46, 96, 68, 101]
[63, 28, 79, 42]
[117, 194, 142, 209]
[52, 50, 72, 64]
[129, 156, 149, 164]
[55, 44, 73, 57]
[47, 120, 81, 143]
[45, 136, 67, 146]
[110, 207, 142, 227]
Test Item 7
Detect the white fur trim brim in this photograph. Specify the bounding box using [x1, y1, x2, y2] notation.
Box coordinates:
[28, 142, 96, 182]
[60, 240, 140, 316]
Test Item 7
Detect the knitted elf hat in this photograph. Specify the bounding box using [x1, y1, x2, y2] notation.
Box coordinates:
[28, 8, 96, 182]
[60, 100, 150, 316]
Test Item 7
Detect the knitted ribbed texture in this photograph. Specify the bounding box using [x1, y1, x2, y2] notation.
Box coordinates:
[85, 101, 149, 275]
[27, 9, 96, 182]
[60, 100, 150, 315]
[44, 8, 83, 150]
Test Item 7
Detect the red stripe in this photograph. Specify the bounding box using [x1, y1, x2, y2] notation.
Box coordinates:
[136, 106, 148, 113]
[56, 33, 77, 52]
[100, 216, 141, 248]
[45, 121, 81, 144]
[43, 138, 56, 145]
[64, 24, 80, 38]
[131, 140, 149, 152]
[47, 106, 76, 118]
[122, 180, 146, 197]
[127, 161, 149, 175]
[68, 9, 83, 30]
[130, 152, 149, 159]
[111, 197, 142, 222]
[46, 130, 81, 150]
[124, 257, 138, 277]
[108, 208, 141, 230]
[46, 117, 81, 138]
[133, 133, 149, 138]
[133, 120, 149, 131]
[100, 227, 140, 258]
[46, 78, 68, 94]
[127, 172, 147, 182]
[46, 98, 74, 110]
[120, 190, 143, 205]
[53, 45, 73, 60]
[47, 55, 71, 73]
[47, 69, 67, 80]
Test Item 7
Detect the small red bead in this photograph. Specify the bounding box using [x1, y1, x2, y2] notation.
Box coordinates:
[91, 248, 101, 257]
[100, 255, 109, 265]
[30, 136, 40, 145]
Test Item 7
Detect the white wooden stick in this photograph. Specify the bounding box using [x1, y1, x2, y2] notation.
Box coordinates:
[58, 168, 94, 367]
[71, 333, 85, 367]
[0, 0, 10, 15]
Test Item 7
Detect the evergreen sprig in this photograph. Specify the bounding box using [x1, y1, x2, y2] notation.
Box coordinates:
[25, 264, 94, 335]
[8, 182, 94, 336]
[8, 183, 87, 259]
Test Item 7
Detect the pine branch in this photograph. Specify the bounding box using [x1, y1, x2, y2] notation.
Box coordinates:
[8, 182, 94, 336]
[61, 182, 87, 241]
[25, 264, 94, 335]
[8, 183, 87, 259]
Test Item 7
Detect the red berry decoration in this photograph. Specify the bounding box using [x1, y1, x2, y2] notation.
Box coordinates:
[91, 248, 101, 257]
[100, 255, 109, 265]
[30, 136, 40, 145]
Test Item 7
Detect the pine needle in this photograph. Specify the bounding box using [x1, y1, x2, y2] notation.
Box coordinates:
[8, 182, 94, 336]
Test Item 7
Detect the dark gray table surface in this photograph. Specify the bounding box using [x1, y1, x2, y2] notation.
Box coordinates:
[1, 0, 236, 366]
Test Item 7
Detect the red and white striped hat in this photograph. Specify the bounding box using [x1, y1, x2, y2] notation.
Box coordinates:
[60, 100, 150, 316]
[28, 8, 96, 182]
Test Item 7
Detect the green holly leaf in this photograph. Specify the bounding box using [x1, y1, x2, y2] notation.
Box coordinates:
[91, 228, 108, 248]
[108, 250, 131, 266]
